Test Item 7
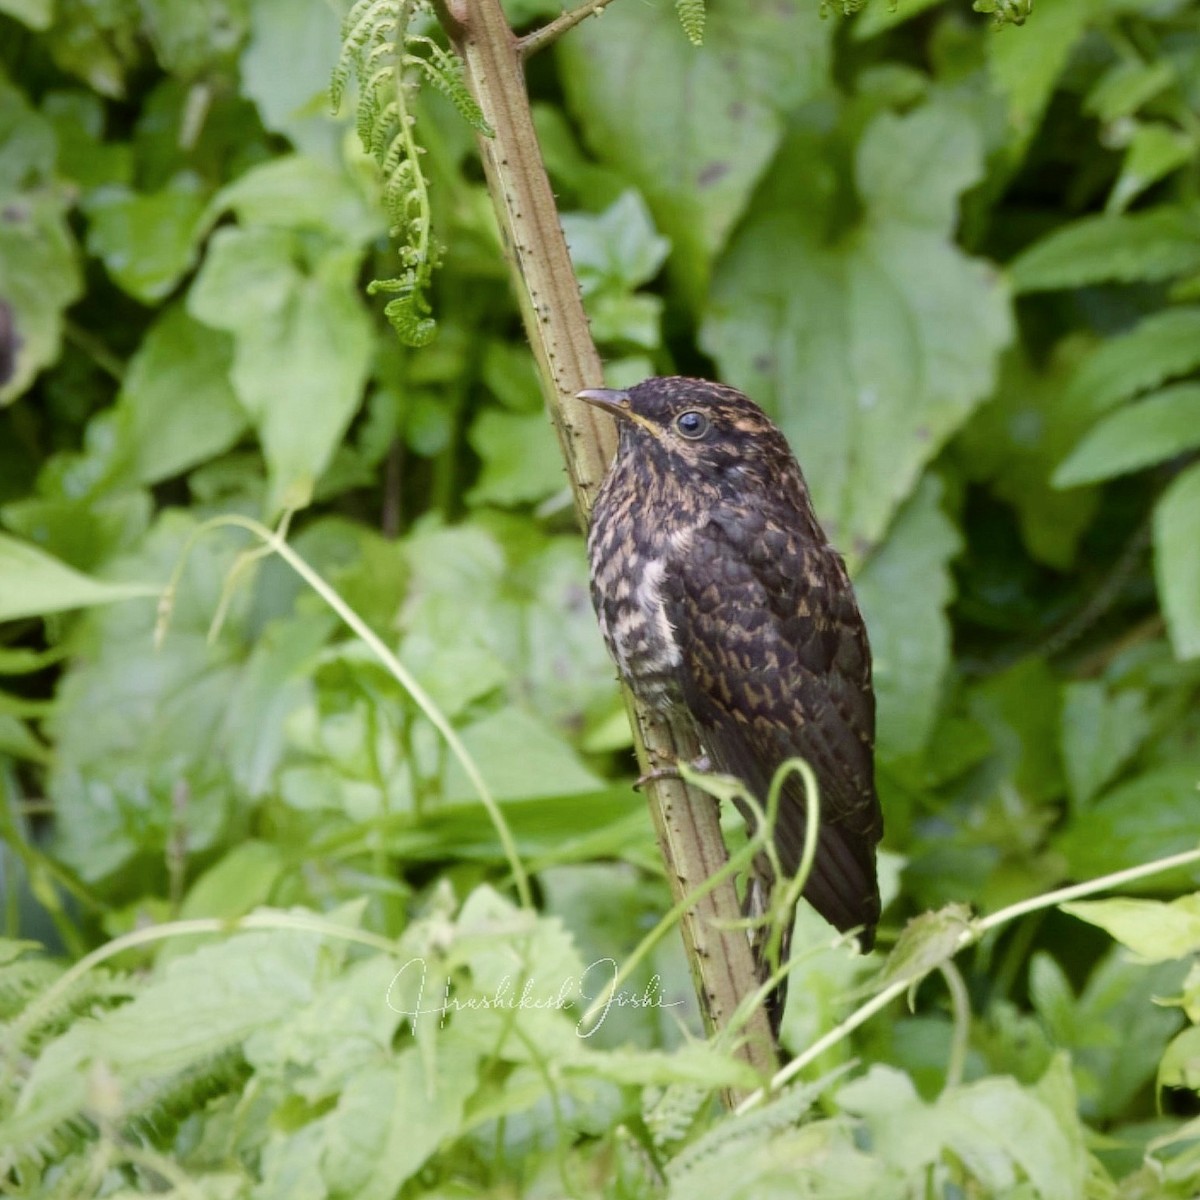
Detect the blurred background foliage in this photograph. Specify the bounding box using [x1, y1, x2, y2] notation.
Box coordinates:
[1, 0, 1200, 1194]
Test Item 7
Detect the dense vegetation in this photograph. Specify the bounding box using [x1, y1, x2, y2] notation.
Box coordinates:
[1, 0, 1200, 1194]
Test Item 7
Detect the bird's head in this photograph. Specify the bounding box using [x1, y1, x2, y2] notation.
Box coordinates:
[577, 376, 795, 490]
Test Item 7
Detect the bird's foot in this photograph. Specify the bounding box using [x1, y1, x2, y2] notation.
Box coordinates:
[635, 754, 711, 791]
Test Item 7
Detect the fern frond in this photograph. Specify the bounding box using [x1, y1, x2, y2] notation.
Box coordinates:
[644, 1082, 710, 1150]
[674, 0, 706, 45]
[666, 1064, 855, 1182]
[125, 1048, 251, 1146]
[331, 0, 488, 347]
[407, 38, 492, 133]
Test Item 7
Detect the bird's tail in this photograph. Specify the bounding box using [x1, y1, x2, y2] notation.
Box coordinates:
[743, 857, 793, 1038]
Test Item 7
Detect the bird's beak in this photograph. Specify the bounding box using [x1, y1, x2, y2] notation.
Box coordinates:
[576, 388, 658, 435]
[576, 388, 632, 417]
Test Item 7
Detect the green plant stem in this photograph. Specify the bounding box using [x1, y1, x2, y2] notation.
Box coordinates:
[438, 0, 779, 1087]
[735, 843, 1200, 1113]
[158, 514, 532, 911]
[939, 960, 970, 1091]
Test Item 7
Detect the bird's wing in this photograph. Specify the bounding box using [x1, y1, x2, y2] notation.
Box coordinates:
[660, 508, 882, 942]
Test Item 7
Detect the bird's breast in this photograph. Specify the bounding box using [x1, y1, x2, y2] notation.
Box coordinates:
[587, 476, 694, 712]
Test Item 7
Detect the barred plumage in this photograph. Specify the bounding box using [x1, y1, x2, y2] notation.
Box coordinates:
[581, 376, 883, 1033]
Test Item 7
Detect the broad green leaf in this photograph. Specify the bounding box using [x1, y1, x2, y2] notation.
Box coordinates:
[240, 0, 342, 161]
[111, 304, 248, 486]
[1159, 1025, 1200, 1093]
[1084, 57, 1174, 123]
[0, 0, 50, 28]
[180, 840, 286, 921]
[0, 533, 158, 621]
[1059, 681, 1152, 811]
[44, 513, 308, 884]
[1055, 384, 1200, 487]
[466, 410, 564, 507]
[851, 0, 942, 39]
[214, 153, 382, 243]
[1061, 896, 1200, 962]
[968, 658, 1065, 804]
[42, 90, 134, 191]
[0, 193, 82, 405]
[940, 1073, 1084, 1197]
[1030, 948, 1188, 1124]
[1154, 462, 1200, 660]
[2, 487, 151, 574]
[5, 923, 328, 1148]
[1063, 307, 1200, 419]
[955, 346, 1098, 568]
[1055, 766, 1200, 883]
[0, 710, 49, 763]
[561, 191, 670, 294]
[311, 1046, 480, 1199]
[188, 226, 373, 512]
[84, 172, 213, 303]
[561, 0, 829, 306]
[0, 75, 54, 188]
[988, 0, 1088, 152]
[857, 476, 961, 760]
[1011, 207, 1200, 293]
[139, 0, 248, 77]
[704, 102, 1012, 550]
[1109, 123, 1197, 214]
[441, 707, 605, 803]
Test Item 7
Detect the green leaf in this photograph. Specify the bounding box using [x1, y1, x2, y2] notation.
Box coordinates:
[1154, 462, 1200, 660]
[466, 410, 564, 507]
[703, 101, 1012, 550]
[1054, 384, 1200, 488]
[1109, 123, 1197, 215]
[856, 476, 961, 760]
[188, 226, 373, 512]
[240, 0, 342, 160]
[987, 0, 1088, 153]
[1159, 1025, 1200, 1093]
[562, 190, 670, 295]
[0, 0, 51, 29]
[139, 0, 248, 77]
[561, 0, 829, 306]
[111, 304, 248, 486]
[0, 75, 55, 188]
[1029, 947, 1187, 1124]
[1011, 207, 1200, 293]
[1055, 766, 1200, 883]
[955, 347, 1098, 568]
[1063, 307, 1200, 420]
[4, 921, 330, 1149]
[442, 708, 605, 803]
[0, 533, 159, 621]
[0, 193, 82, 405]
[1059, 681, 1152, 811]
[875, 903, 974, 994]
[1084, 57, 1174, 123]
[1061, 896, 1200, 962]
[84, 173, 213, 303]
[214, 154, 382, 243]
[180, 840, 286, 921]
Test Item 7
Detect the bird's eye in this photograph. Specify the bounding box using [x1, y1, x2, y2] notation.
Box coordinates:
[674, 410, 710, 440]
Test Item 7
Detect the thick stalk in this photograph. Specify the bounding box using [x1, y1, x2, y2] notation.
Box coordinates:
[439, 0, 778, 1084]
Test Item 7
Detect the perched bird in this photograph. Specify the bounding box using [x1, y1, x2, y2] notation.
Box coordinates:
[579, 376, 882, 1032]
